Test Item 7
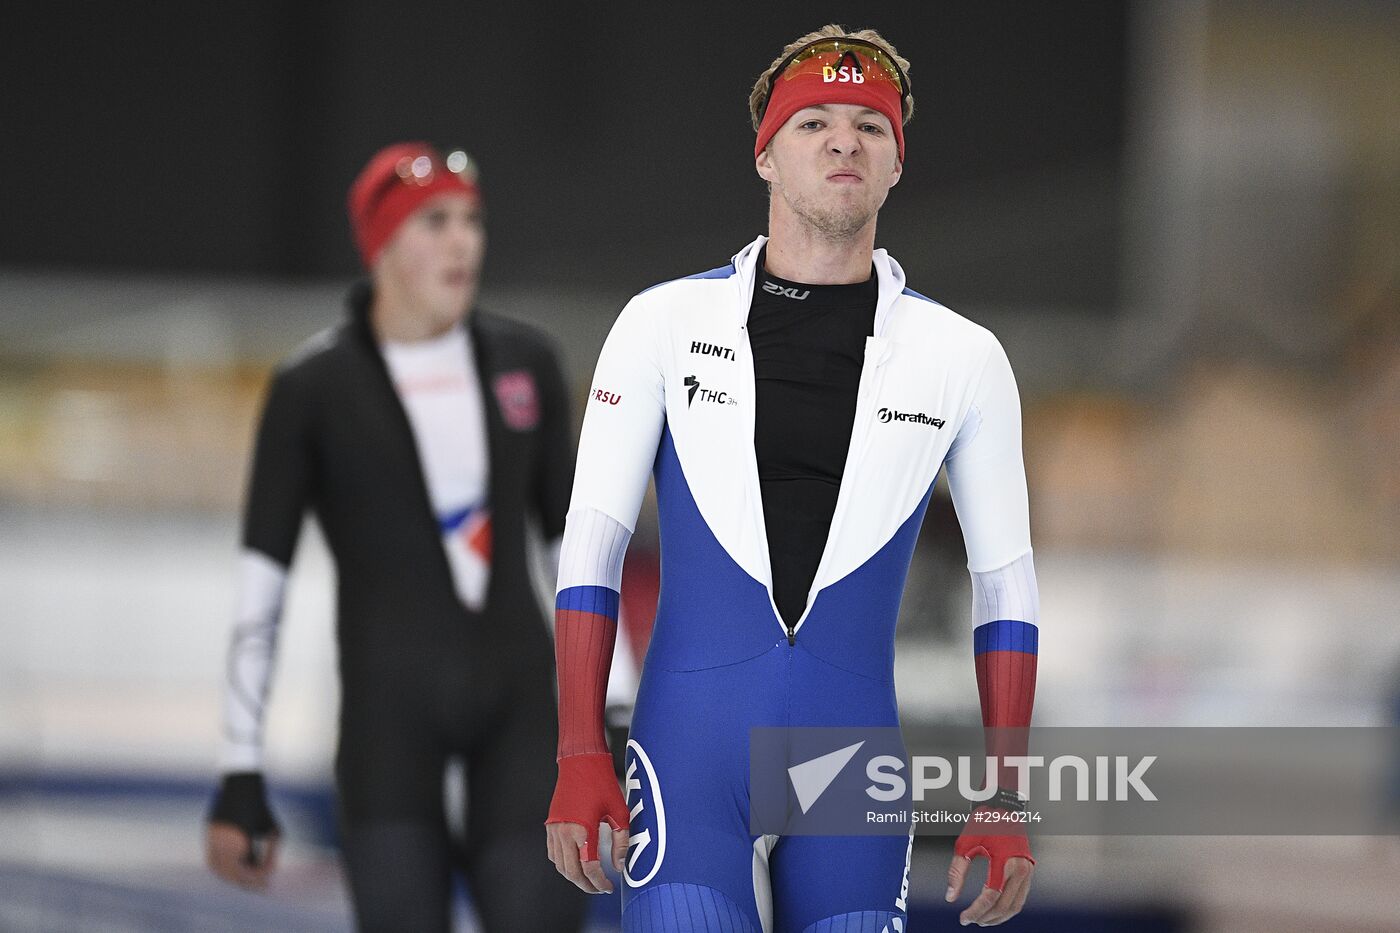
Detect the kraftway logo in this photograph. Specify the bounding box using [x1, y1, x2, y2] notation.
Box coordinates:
[762, 280, 810, 301]
[684, 375, 738, 408]
[689, 340, 736, 361]
[877, 408, 945, 428]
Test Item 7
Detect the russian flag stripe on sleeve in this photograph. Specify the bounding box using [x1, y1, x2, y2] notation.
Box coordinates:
[556, 585, 620, 621]
[973, 619, 1038, 733]
[973, 619, 1038, 656]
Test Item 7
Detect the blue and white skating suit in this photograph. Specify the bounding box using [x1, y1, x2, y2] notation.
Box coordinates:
[556, 235, 1037, 932]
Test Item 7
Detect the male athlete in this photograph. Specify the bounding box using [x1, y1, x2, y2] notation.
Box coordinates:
[205, 142, 588, 932]
[547, 26, 1040, 930]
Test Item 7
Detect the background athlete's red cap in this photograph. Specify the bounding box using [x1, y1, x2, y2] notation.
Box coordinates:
[755, 50, 906, 161]
[347, 142, 480, 268]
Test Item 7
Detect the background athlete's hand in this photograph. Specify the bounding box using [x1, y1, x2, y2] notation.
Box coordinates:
[205, 772, 281, 889]
[545, 752, 630, 894]
[206, 822, 280, 889]
[946, 816, 1035, 926]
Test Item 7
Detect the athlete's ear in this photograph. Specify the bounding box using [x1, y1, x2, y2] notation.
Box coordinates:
[887, 154, 903, 189]
[755, 147, 779, 186]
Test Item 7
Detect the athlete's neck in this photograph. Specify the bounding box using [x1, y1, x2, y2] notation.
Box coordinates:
[370, 291, 468, 344]
[763, 203, 877, 285]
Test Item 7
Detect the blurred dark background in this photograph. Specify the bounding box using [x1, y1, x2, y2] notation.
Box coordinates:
[2, 1, 1127, 306]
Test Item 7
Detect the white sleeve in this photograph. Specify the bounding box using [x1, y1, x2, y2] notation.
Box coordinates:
[944, 335, 1033, 573]
[218, 548, 288, 772]
[606, 616, 640, 706]
[567, 296, 667, 532]
[555, 506, 640, 707]
[970, 549, 1040, 626]
[554, 296, 664, 721]
[556, 507, 631, 597]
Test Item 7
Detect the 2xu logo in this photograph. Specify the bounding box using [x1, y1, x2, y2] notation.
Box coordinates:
[591, 388, 622, 405]
[878, 407, 945, 428]
[762, 281, 810, 301]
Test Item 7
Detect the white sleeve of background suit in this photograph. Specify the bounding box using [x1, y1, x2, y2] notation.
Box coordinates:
[567, 296, 667, 533]
[218, 548, 288, 772]
[944, 335, 1033, 573]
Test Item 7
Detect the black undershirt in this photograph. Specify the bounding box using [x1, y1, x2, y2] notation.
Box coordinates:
[748, 250, 877, 629]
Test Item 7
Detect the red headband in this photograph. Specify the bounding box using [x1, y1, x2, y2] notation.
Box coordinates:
[346, 142, 480, 268]
[754, 49, 905, 161]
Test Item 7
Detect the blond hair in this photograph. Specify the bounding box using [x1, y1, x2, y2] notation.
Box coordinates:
[748, 25, 914, 132]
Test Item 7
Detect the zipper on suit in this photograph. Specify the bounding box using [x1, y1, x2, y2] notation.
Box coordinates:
[787, 336, 891, 641]
[737, 321, 793, 643]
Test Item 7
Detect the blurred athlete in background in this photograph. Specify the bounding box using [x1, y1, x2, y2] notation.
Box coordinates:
[205, 142, 588, 933]
[546, 25, 1040, 930]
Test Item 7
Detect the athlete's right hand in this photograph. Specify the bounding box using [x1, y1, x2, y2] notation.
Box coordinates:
[545, 752, 630, 894]
[205, 772, 281, 890]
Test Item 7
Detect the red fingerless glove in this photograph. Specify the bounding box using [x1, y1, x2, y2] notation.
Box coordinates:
[953, 813, 1034, 891]
[546, 753, 630, 862]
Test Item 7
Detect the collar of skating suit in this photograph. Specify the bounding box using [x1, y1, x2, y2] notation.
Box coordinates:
[345, 279, 484, 351]
[728, 235, 906, 334]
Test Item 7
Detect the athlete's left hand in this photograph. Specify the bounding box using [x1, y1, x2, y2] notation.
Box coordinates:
[546, 819, 629, 895]
[946, 820, 1034, 926]
[546, 752, 631, 894]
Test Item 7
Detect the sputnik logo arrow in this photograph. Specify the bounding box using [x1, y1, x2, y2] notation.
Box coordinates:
[788, 741, 865, 814]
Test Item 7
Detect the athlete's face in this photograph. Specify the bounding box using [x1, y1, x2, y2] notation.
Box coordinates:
[755, 103, 902, 239]
[375, 192, 485, 332]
